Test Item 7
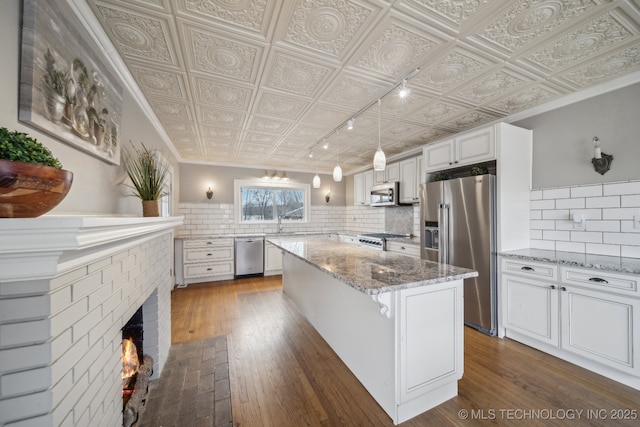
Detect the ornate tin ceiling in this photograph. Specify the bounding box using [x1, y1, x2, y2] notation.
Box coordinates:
[86, 0, 640, 173]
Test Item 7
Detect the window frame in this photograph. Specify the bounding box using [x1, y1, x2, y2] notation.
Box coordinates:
[234, 179, 311, 224]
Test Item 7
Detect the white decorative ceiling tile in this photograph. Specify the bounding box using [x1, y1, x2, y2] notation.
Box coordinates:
[404, 0, 493, 26]
[321, 75, 386, 108]
[202, 138, 235, 149]
[163, 120, 196, 134]
[247, 116, 292, 134]
[238, 143, 273, 154]
[201, 125, 240, 140]
[442, 110, 496, 131]
[354, 20, 438, 77]
[185, 25, 263, 82]
[287, 124, 327, 140]
[383, 121, 425, 139]
[411, 49, 492, 92]
[253, 92, 310, 120]
[242, 131, 281, 145]
[197, 106, 246, 127]
[283, 0, 376, 58]
[129, 65, 187, 99]
[148, 99, 192, 121]
[477, 0, 599, 52]
[408, 101, 465, 124]
[488, 84, 559, 113]
[299, 105, 350, 126]
[559, 43, 640, 86]
[454, 69, 528, 103]
[381, 92, 432, 117]
[524, 12, 636, 71]
[193, 77, 252, 109]
[176, 0, 270, 35]
[265, 52, 334, 96]
[406, 127, 452, 144]
[93, 2, 178, 66]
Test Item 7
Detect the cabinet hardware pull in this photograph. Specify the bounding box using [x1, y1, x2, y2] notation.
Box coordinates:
[401, 246, 406, 250]
[561, 286, 567, 291]
[206, 242, 212, 244]
[588, 277, 609, 284]
[207, 268, 212, 271]
[550, 285, 556, 289]
[521, 266, 535, 271]
[207, 253, 212, 256]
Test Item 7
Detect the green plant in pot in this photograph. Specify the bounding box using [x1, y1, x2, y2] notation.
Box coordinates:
[122, 142, 169, 217]
[0, 127, 73, 218]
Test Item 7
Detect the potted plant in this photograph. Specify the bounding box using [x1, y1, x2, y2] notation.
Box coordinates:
[0, 127, 73, 218]
[122, 142, 169, 217]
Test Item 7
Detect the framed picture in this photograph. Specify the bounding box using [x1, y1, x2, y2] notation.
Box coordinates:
[19, 0, 123, 165]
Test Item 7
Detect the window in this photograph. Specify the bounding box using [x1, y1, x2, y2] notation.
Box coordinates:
[235, 180, 310, 223]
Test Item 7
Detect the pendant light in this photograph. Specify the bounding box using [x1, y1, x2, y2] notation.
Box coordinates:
[333, 130, 342, 182]
[312, 173, 321, 188]
[373, 98, 386, 171]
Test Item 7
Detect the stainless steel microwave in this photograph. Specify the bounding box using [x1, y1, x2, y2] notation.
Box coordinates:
[370, 182, 400, 206]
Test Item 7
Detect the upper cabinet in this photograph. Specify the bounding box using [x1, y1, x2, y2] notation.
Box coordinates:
[423, 126, 495, 172]
[399, 156, 420, 204]
[354, 170, 373, 206]
[373, 162, 400, 185]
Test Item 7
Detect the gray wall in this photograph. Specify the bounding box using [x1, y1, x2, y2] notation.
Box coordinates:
[1, 0, 179, 215]
[514, 82, 640, 189]
[179, 163, 346, 206]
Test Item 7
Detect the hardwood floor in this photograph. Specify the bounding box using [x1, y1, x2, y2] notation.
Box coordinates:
[171, 276, 640, 426]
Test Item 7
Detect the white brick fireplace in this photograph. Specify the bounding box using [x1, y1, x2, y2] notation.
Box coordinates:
[0, 216, 183, 426]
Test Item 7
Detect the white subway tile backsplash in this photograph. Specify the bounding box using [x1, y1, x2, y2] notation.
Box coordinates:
[603, 181, 640, 196]
[571, 184, 602, 198]
[531, 180, 639, 259]
[543, 188, 571, 199]
[585, 196, 620, 208]
[556, 241, 585, 253]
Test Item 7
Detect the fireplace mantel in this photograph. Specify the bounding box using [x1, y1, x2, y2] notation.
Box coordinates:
[0, 215, 183, 281]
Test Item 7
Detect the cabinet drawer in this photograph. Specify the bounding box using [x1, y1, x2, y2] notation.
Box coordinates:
[184, 261, 234, 278]
[386, 242, 420, 258]
[184, 238, 234, 249]
[501, 259, 558, 281]
[561, 267, 638, 297]
[184, 247, 233, 262]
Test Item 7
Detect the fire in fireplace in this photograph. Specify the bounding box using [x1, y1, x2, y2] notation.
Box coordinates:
[122, 307, 154, 427]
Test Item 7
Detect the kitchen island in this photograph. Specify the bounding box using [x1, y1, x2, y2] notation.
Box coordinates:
[267, 235, 478, 425]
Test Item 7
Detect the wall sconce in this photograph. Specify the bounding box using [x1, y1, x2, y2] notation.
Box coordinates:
[325, 190, 331, 203]
[206, 186, 213, 199]
[591, 137, 613, 175]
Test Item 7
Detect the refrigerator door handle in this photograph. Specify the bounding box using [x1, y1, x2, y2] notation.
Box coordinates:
[439, 203, 449, 265]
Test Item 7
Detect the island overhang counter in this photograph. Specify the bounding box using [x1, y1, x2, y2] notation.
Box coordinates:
[267, 236, 478, 425]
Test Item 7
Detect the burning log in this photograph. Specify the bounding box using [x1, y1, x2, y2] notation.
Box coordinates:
[123, 355, 154, 427]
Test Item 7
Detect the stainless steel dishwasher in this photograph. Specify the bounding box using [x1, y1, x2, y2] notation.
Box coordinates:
[234, 236, 264, 277]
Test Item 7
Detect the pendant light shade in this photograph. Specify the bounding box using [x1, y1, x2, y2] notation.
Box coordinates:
[373, 98, 386, 171]
[312, 173, 321, 188]
[333, 130, 342, 182]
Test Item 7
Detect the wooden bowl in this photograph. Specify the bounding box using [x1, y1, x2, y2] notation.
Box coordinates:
[0, 159, 73, 218]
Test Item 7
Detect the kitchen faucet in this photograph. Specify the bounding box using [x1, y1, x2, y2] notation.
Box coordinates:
[277, 206, 303, 234]
[277, 215, 283, 233]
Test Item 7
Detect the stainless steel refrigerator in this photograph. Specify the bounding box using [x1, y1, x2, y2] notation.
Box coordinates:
[420, 175, 497, 335]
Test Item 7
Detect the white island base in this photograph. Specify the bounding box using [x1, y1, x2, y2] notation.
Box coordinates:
[282, 252, 464, 425]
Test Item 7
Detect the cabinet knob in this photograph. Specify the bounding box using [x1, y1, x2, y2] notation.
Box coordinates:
[401, 246, 406, 250]
[561, 286, 567, 291]
[588, 277, 609, 284]
[448, 162, 453, 165]
[454, 161, 458, 164]
[550, 285, 556, 290]
[206, 242, 213, 245]
[521, 266, 535, 271]
[207, 268, 213, 271]
[207, 253, 212, 256]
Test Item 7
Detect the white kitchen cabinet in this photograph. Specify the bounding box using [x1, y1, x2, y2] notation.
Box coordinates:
[423, 126, 495, 172]
[373, 169, 386, 185]
[175, 238, 235, 286]
[354, 170, 373, 206]
[386, 241, 420, 258]
[399, 157, 419, 204]
[501, 257, 640, 390]
[264, 242, 283, 276]
[339, 234, 358, 244]
[386, 162, 400, 182]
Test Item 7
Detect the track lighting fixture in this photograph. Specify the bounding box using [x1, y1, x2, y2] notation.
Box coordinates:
[398, 79, 410, 99]
[323, 139, 329, 149]
[347, 118, 354, 130]
[308, 150, 313, 158]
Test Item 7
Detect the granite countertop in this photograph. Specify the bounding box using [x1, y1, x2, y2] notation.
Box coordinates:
[267, 236, 477, 295]
[500, 248, 640, 275]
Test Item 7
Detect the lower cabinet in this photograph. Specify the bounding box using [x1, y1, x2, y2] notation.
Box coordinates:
[501, 258, 640, 389]
[386, 241, 420, 258]
[264, 242, 283, 276]
[175, 238, 235, 286]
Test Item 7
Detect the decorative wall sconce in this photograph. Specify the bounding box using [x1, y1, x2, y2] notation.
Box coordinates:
[591, 136, 613, 175]
[206, 186, 213, 199]
[325, 190, 331, 203]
